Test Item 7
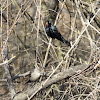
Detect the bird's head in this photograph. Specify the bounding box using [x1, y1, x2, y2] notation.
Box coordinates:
[44, 20, 51, 28]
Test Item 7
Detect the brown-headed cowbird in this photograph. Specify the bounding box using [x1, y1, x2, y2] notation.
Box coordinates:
[45, 21, 71, 47]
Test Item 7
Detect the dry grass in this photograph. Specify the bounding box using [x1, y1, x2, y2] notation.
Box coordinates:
[0, 0, 100, 100]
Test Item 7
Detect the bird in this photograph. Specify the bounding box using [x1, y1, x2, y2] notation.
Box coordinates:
[29, 67, 41, 81]
[25, 67, 41, 84]
[45, 21, 71, 47]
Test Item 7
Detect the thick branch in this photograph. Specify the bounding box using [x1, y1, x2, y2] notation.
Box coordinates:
[14, 63, 88, 100]
[2, 45, 16, 99]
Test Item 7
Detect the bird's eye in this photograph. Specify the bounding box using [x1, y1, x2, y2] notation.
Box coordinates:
[48, 21, 51, 24]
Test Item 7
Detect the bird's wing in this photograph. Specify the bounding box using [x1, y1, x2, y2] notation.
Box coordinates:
[50, 25, 59, 33]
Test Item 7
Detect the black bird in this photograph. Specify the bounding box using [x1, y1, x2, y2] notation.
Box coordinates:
[45, 21, 71, 47]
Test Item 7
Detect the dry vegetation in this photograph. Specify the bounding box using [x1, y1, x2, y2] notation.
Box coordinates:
[0, 0, 100, 100]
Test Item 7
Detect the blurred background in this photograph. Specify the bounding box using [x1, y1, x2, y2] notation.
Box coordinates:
[0, 0, 100, 99]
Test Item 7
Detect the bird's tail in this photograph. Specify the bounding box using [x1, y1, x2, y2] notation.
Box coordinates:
[61, 36, 71, 47]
